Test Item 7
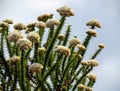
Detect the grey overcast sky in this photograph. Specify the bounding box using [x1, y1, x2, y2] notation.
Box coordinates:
[0, 0, 120, 91]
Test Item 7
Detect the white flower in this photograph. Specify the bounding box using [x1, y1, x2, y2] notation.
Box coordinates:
[55, 45, 71, 56]
[7, 30, 23, 42]
[56, 6, 74, 17]
[28, 63, 43, 73]
[16, 38, 32, 50]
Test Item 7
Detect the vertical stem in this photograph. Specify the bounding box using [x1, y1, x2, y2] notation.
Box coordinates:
[43, 17, 66, 74]
[20, 50, 25, 91]
[39, 27, 44, 47]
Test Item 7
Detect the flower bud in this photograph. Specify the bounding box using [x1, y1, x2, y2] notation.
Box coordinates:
[7, 30, 23, 42]
[2, 19, 13, 24]
[78, 84, 86, 90]
[86, 87, 93, 91]
[27, 22, 36, 28]
[98, 44, 105, 49]
[77, 44, 86, 51]
[56, 6, 74, 17]
[8, 55, 20, 65]
[86, 29, 97, 37]
[0, 22, 9, 29]
[81, 61, 88, 65]
[86, 19, 101, 28]
[28, 63, 43, 73]
[37, 14, 53, 22]
[88, 59, 99, 66]
[27, 31, 40, 43]
[14, 23, 26, 30]
[38, 47, 46, 54]
[46, 19, 60, 28]
[78, 54, 82, 60]
[58, 34, 65, 41]
[87, 73, 97, 81]
[55, 45, 71, 56]
[69, 37, 81, 46]
[35, 21, 46, 28]
[16, 38, 32, 50]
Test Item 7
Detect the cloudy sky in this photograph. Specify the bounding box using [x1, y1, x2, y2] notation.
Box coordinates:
[0, 0, 120, 91]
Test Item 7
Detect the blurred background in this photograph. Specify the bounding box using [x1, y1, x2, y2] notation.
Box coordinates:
[0, 0, 120, 91]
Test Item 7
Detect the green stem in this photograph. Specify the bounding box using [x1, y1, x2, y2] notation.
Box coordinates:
[71, 66, 93, 91]
[20, 50, 25, 91]
[39, 27, 44, 47]
[62, 25, 71, 46]
[43, 17, 66, 74]
[11, 65, 18, 91]
[91, 48, 102, 59]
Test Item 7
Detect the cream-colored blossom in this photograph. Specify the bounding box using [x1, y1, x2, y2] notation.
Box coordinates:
[86, 19, 101, 28]
[46, 19, 60, 28]
[28, 63, 43, 73]
[58, 34, 65, 41]
[88, 59, 99, 66]
[0, 22, 9, 29]
[27, 22, 36, 28]
[78, 84, 86, 90]
[16, 38, 32, 50]
[56, 6, 74, 17]
[69, 37, 81, 46]
[78, 54, 82, 60]
[98, 44, 105, 49]
[77, 44, 86, 51]
[27, 31, 40, 43]
[7, 30, 23, 42]
[55, 45, 71, 56]
[87, 73, 97, 81]
[14, 23, 26, 30]
[86, 87, 93, 91]
[86, 29, 97, 37]
[81, 61, 88, 65]
[2, 19, 13, 24]
[8, 55, 20, 65]
[37, 14, 53, 22]
[38, 47, 46, 53]
[35, 21, 46, 28]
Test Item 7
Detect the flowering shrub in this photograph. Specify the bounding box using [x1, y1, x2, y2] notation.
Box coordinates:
[0, 6, 104, 91]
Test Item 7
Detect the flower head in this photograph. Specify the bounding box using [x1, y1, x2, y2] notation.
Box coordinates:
[86, 87, 93, 91]
[0, 22, 9, 29]
[7, 30, 23, 42]
[16, 38, 32, 50]
[55, 45, 71, 56]
[98, 44, 105, 49]
[77, 44, 86, 51]
[69, 37, 81, 46]
[2, 19, 13, 24]
[14, 23, 26, 30]
[87, 73, 97, 81]
[86, 19, 101, 28]
[56, 6, 74, 17]
[88, 59, 99, 66]
[86, 29, 97, 37]
[35, 21, 46, 28]
[81, 61, 88, 65]
[27, 22, 36, 28]
[46, 19, 60, 28]
[78, 84, 86, 90]
[8, 55, 20, 65]
[37, 13, 53, 22]
[58, 34, 65, 41]
[27, 31, 40, 43]
[28, 63, 43, 73]
[38, 47, 46, 54]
